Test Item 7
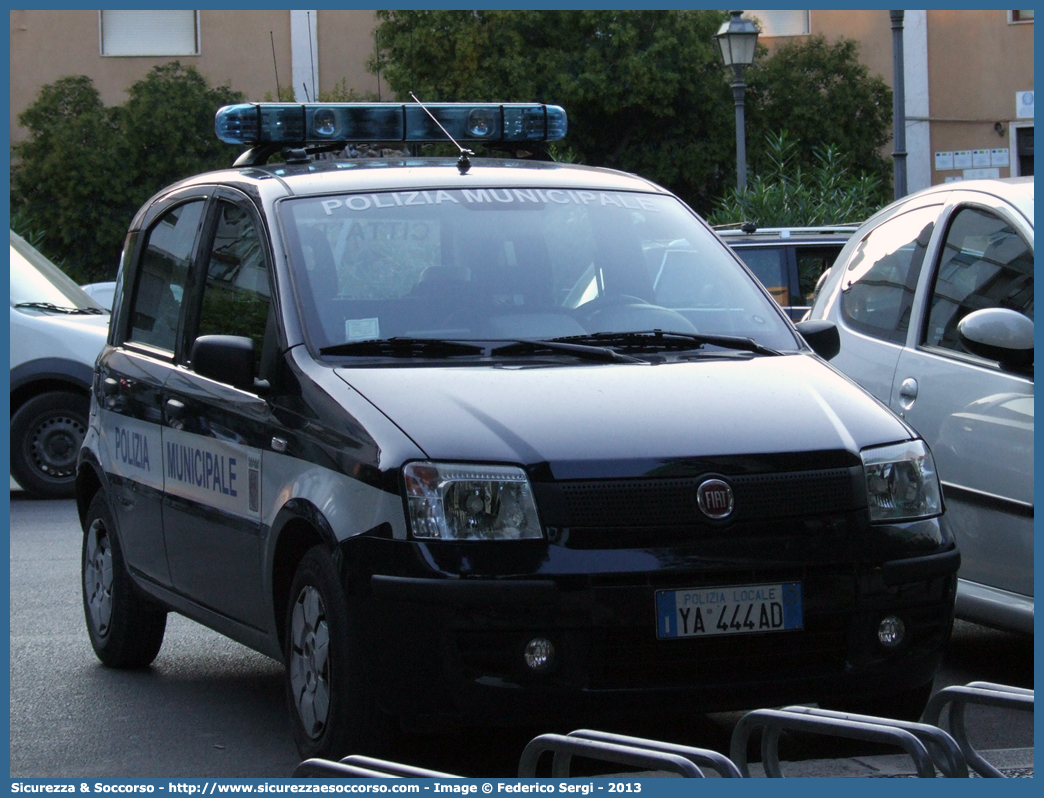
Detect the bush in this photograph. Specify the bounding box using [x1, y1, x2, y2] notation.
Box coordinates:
[11, 63, 244, 283]
[707, 131, 885, 229]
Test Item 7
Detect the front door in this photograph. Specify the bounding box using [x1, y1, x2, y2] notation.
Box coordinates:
[161, 192, 274, 629]
[889, 201, 1034, 599]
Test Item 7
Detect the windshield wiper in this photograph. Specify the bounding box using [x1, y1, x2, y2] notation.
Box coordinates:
[14, 301, 107, 315]
[319, 337, 485, 358]
[490, 339, 644, 364]
[550, 330, 780, 356]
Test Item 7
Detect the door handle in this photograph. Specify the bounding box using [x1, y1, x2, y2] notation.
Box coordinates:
[898, 378, 918, 411]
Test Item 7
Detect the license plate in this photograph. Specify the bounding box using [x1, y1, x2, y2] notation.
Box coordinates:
[656, 582, 803, 639]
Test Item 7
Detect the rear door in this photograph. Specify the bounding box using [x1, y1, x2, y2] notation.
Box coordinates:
[97, 194, 208, 586]
[889, 197, 1034, 599]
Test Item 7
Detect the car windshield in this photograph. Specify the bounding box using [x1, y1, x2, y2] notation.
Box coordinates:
[10, 230, 107, 312]
[280, 188, 798, 356]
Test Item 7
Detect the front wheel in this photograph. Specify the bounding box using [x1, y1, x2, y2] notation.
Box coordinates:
[284, 546, 394, 760]
[11, 391, 88, 498]
[81, 493, 167, 667]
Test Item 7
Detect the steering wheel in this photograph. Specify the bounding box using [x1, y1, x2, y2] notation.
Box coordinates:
[578, 294, 698, 334]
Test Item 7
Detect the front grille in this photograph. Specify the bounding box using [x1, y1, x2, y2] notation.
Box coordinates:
[535, 467, 863, 528]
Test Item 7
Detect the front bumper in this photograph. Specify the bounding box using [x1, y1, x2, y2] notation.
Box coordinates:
[341, 528, 959, 729]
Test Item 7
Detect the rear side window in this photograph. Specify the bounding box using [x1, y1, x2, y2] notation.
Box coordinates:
[733, 247, 789, 306]
[840, 206, 938, 345]
[128, 201, 204, 351]
[924, 207, 1034, 353]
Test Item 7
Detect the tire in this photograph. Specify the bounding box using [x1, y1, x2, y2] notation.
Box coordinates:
[819, 680, 934, 722]
[11, 390, 89, 499]
[284, 546, 394, 760]
[81, 493, 167, 668]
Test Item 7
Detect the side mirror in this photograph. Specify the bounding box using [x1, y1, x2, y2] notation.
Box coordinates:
[794, 319, 841, 361]
[958, 308, 1033, 372]
[191, 335, 256, 391]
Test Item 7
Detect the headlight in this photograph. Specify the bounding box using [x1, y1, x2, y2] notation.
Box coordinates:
[403, 462, 543, 541]
[861, 440, 942, 522]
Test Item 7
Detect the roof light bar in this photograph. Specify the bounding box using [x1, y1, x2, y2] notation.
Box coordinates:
[215, 103, 567, 146]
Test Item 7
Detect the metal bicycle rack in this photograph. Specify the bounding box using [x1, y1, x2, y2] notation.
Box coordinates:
[293, 755, 462, 778]
[291, 682, 1031, 779]
[729, 707, 940, 778]
[773, 706, 968, 777]
[517, 734, 705, 778]
[564, 730, 744, 778]
[923, 681, 1035, 778]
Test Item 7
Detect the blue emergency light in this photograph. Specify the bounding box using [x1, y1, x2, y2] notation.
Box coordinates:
[215, 103, 567, 146]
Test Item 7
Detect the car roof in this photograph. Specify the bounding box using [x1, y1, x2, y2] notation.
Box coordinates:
[163, 156, 672, 200]
[870, 177, 1034, 228]
[717, 225, 859, 244]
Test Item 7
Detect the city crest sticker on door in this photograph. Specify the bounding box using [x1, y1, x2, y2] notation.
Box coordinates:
[162, 426, 262, 520]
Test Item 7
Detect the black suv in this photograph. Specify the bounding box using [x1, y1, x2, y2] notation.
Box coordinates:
[719, 225, 857, 320]
[77, 102, 957, 760]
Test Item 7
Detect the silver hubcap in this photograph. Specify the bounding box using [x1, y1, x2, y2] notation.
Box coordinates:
[29, 412, 85, 480]
[84, 518, 114, 636]
[289, 585, 331, 739]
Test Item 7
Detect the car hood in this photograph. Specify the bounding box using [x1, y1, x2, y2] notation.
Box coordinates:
[335, 355, 912, 478]
[9, 307, 110, 370]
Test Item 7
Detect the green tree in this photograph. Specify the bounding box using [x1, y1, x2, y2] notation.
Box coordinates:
[369, 10, 737, 212]
[369, 12, 895, 214]
[11, 63, 244, 282]
[744, 35, 893, 190]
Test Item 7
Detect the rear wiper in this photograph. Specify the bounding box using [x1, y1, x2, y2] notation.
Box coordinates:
[14, 302, 107, 315]
[319, 337, 485, 358]
[490, 339, 644, 364]
[551, 330, 780, 356]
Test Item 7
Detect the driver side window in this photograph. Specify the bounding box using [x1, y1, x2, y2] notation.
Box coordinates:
[193, 201, 272, 374]
[923, 207, 1033, 354]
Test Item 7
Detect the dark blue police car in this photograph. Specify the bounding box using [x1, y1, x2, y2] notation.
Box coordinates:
[77, 101, 959, 759]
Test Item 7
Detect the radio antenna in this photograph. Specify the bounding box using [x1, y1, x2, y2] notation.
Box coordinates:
[270, 31, 281, 100]
[409, 91, 473, 175]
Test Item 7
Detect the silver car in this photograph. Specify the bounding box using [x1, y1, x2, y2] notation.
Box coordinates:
[810, 178, 1033, 634]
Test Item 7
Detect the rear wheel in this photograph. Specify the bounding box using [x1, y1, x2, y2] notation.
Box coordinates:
[284, 546, 394, 759]
[820, 681, 934, 722]
[81, 493, 167, 668]
[11, 391, 88, 499]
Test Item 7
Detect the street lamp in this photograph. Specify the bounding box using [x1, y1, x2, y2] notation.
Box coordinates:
[715, 10, 760, 191]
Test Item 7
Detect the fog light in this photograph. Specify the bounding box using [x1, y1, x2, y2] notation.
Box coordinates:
[523, 637, 554, 671]
[877, 615, 905, 648]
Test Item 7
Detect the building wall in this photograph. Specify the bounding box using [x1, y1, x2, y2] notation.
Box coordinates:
[760, 9, 1034, 188]
[316, 10, 384, 100]
[924, 9, 1033, 184]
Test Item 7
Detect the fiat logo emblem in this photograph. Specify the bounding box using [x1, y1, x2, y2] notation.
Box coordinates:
[697, 478, 734, 520]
